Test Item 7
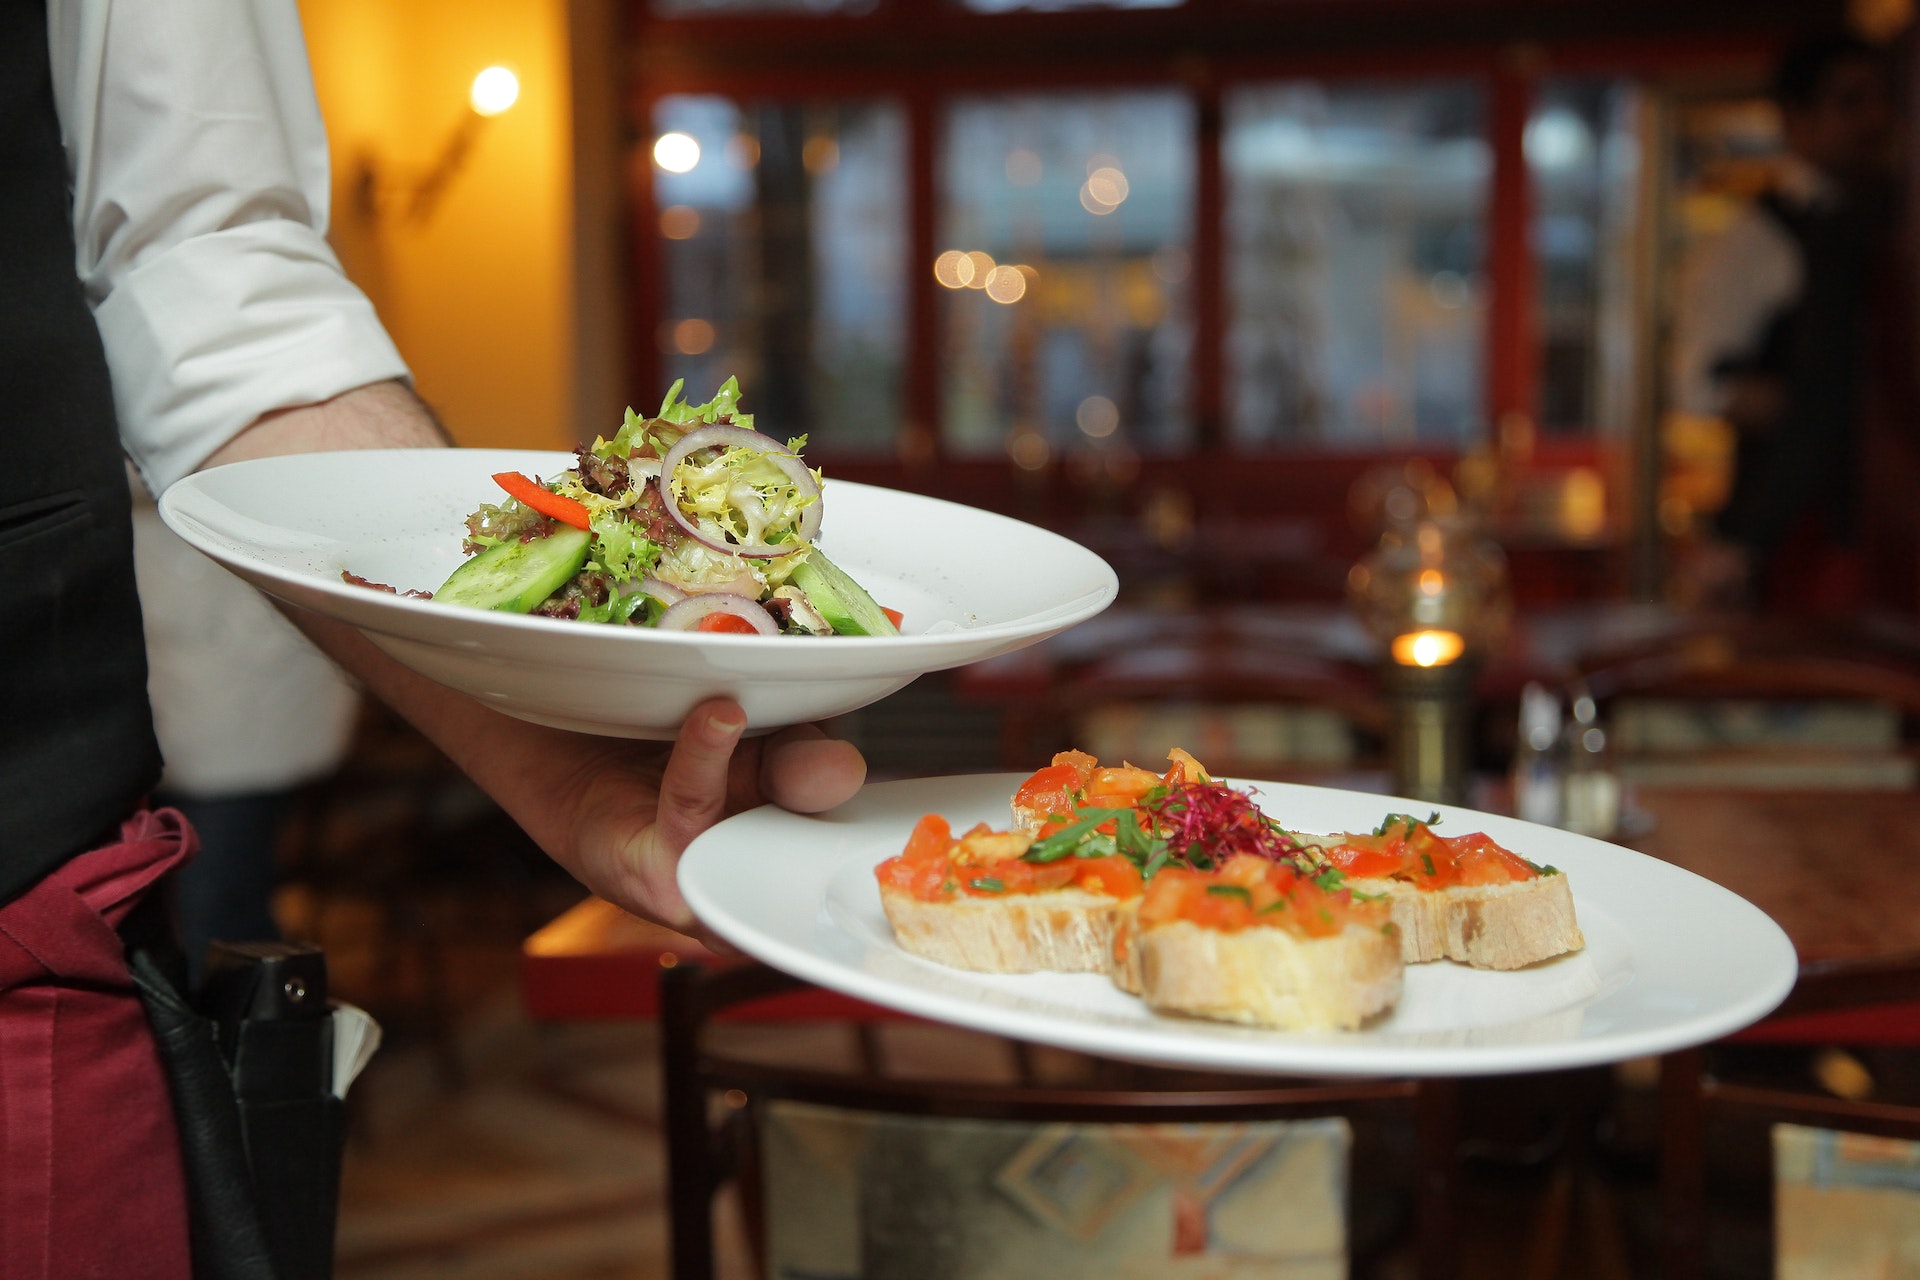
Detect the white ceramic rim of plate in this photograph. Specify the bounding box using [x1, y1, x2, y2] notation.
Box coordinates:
[680, 774, 1799, 1078]
[158, 449, 1118, 648]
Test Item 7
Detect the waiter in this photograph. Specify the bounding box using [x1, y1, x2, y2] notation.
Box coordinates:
[1670, 35, 1897, 609]
[0, 4, 864, 1274]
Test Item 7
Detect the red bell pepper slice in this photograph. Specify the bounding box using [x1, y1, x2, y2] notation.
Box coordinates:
[493, 471, 592, 531]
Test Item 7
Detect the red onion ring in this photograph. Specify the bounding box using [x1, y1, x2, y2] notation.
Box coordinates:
[658, 425, 822, 558]
[656, 593, 779, 635]
[635, 574, 686, 605]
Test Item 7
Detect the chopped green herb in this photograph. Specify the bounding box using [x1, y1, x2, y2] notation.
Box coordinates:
[1075, 834, 1118, 860]
[1023, 808, 1128, 862]
[1523, 858, 1561, 876]
[967, 877, 1006, 894]
[1318, 907, 1334, 925]
[1258, 898, 1290, 914]
[1206, 884, 1253, 904]
[1373, 810, 1442, 838]
[1142, 848, 1173, 880]
[1419, 853, 1437, 877]
[1382, 921, 1400, 938]
[1313, 868, 1349, 893]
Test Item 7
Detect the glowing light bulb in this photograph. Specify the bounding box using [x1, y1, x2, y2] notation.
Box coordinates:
[469, 66, 520, 117]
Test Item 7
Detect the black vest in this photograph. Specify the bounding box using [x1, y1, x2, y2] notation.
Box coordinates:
[0, 0, 162, 904]
[1714, 185, 1883, 554]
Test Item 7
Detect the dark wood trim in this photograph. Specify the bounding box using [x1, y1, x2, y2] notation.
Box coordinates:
[623, 6, 1799, 90]
[1191, 68, 1225, 449]
[906, 88, 941, 463]
[1487, 53, 1536, 434]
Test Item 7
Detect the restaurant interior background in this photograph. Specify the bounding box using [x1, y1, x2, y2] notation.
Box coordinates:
[268, 0, 1920, 1275]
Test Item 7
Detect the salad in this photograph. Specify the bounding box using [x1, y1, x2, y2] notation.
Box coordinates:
[404, 378, 898, 636]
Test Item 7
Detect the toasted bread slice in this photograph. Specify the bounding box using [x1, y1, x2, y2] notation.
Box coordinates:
[879, 884, 1121, 973]
[1115, 911, 1402, 1031]
[1346, 873, 1584, 970]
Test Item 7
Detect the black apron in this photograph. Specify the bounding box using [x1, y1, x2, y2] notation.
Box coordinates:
[0, 0, 163, 906]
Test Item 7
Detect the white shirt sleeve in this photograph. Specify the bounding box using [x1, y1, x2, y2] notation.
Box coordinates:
[48, 0, 411, 495]
[1668, 203, 1803, 417]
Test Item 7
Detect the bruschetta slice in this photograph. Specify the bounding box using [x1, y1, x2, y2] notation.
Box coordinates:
[1113, 855, 1402, 1031]
[1301, 814, 1583, 971]
[875, 814, 1145, 973]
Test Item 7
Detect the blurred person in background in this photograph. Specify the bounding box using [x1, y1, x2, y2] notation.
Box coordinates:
[131, 488, 361, 981]
[1670, 34, 1898, 611]
[1, 4, 864, 1276]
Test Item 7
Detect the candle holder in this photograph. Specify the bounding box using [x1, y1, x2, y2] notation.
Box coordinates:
[1348, 518, 1510, 805]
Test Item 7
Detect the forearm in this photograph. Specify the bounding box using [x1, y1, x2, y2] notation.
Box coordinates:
[196, 381, 599, 868]
[197, 379, 448, 468]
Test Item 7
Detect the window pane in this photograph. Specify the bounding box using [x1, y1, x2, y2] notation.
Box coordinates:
[1226, 82, 1489, 449]
[652, 96, 905, 451]
[940, 92, 1194, 465]
[1530, 79, 1645, 433]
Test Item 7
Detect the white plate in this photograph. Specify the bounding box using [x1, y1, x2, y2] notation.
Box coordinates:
[159, 449, 1116, 738]
[680, 774, 1798, 1077]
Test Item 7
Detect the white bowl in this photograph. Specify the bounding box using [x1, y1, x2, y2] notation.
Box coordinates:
[159, 449, 1117, 738]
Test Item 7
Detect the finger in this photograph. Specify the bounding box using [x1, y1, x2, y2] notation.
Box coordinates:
[653, 698, 748, 856]
[761, 725, 867, 813]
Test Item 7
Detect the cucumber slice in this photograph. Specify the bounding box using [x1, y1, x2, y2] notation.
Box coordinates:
[790, 550, 898, 636]
[434, 526, 592, 613]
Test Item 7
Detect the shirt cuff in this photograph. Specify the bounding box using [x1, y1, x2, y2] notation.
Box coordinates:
[98, 220, 411, 494]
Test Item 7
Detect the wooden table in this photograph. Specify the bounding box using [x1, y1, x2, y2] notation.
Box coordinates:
[1630, 786, 1920, 1280]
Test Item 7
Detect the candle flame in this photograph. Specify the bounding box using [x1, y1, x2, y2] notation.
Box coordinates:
[1392, 629, 1465, 668]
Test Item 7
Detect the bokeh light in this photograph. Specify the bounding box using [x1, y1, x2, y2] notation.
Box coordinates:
[1075, 395, 1119, 438]
[659, 205, 702, 240]
[653, 132, 702, 174]
[984, 265, 1027, 304]
[934, 250, 974, 289]
[672, 318, 715, 355]
[964, 251, 996, 288]
[469, 66, 519, 117]
[803, 136, 840, 174]
[1008, 429, 1051, 471]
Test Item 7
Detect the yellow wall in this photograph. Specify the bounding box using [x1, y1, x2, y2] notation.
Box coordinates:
[298, 0, 578, 450]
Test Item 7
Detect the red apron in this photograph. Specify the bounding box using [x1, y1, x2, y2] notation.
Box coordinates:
[0, 810, 196, 1280]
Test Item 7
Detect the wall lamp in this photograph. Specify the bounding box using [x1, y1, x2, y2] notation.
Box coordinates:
[352, 66, 520, 224]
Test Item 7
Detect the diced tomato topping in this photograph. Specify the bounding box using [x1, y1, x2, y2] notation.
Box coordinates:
[1322, 824, 1539, 891]
[1450, 833, 1537, 886]
[1073, 856, 1144, 900]
[1086, 766, 1161, 808]
[901, 813, 953, 862]
[1014, 764, 1083, 825]
[1325, 840, 1407, 880]
[697, 613, 760, 634]
[1137, 856, 1377, 939]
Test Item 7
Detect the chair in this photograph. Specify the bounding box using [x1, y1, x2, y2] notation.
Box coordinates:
[661, 959, 1462, 1280]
